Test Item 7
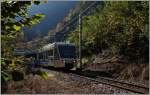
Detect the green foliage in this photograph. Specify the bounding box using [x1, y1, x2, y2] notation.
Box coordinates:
[35, 69, 49, 79]
[67, 1, 149, 62]
[11, 70, 25, 81]
[1, 57, 27, 82]
[13, 25, 21, 31]
[1, 71, 12, 83]
[29, 14, 45, 25]
[1, 1, 46, 84]
[1, 1, 45, 41]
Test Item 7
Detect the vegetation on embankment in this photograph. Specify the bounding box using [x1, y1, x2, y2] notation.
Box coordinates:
[82, 49, 149, 85]
[68, 1, 149, 63]
[67, 1, 149, 83]
[1, 1, 48, 92]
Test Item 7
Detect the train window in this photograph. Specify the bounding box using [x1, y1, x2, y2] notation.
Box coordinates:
[48, 50, 53, 56]
[54, 48, 59, 58]
[57, 45, 76, 58]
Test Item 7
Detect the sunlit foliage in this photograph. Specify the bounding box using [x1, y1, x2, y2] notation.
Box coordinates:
[68, 1, 149, 62]
[1, 1, 45, 85]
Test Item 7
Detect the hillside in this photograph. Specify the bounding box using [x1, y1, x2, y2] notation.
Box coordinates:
[85, 50, 149, 86]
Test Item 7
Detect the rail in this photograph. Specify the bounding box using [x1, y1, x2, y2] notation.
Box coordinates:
[41, 67, 149, 94]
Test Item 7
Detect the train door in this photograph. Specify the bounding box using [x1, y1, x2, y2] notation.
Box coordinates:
[53, 45, 64, 68]
[47, 50, 54, 66]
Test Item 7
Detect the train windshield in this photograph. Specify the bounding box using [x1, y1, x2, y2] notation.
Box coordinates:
[58, 45, 76, 58]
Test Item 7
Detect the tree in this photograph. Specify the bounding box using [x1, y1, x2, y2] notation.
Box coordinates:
[1, 1, 45, 86]
[67, 1, 149, 62]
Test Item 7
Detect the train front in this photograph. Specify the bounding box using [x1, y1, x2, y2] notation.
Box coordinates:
[57, 43, 76, 69]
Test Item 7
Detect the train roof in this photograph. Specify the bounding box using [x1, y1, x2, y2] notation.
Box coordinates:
[13, 50, 37, 56]
[39, 42, 75, 52]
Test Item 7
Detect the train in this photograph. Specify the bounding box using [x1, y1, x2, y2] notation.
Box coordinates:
[14, 42, 77, 69]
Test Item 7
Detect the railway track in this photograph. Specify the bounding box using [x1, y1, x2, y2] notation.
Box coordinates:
[96, 76, 149, 93]
[40, 67, 149, 94]
[97, 77, 148, 91]
[67, 73, 149, 94]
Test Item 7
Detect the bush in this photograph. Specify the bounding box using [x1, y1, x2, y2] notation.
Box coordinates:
[11, 70, 25, 81]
